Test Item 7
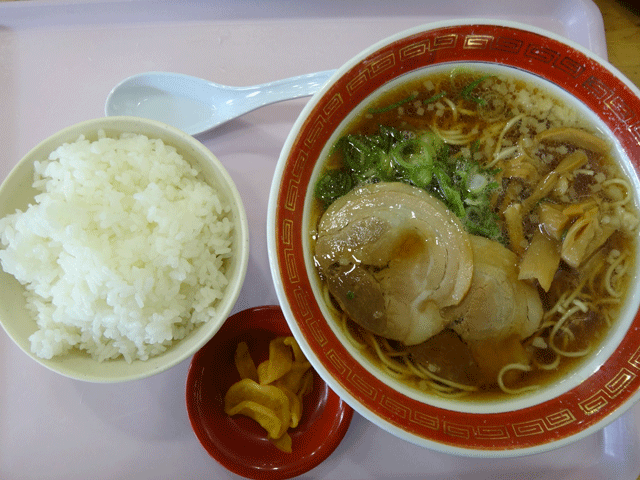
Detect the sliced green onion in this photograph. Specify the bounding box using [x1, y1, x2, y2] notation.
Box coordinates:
[460, 75, 492, 105]
[463, 205, 501, 239]
[423, 91, 447, 104]
[315, 169, 353, 205]
[433, 167, 465, 218]
[449, 66, 474, 89]
[368, 92, 419, 114]
[410, 165, 433, 189]
[336, 135, 380, 174]
[418, 131, 444, 151]
[377, 125, 405, 151]
[373, 152, 398, 182]
[390, 138, 435, 171]
[317, 121, 503, 242]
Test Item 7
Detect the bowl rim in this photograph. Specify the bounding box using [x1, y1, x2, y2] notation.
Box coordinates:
[267, 18, 640, 457]
[0, 116, 250, 382]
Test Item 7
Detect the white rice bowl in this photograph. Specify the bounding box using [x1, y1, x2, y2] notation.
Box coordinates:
[0, 117, 249, 382]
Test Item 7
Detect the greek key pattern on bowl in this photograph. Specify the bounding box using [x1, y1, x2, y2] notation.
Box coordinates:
[491, 36, 524, 53]
[463, 34, 493, 49]
[629, 344, 640, 369]
[325, 348, 378, 400]
[444, 423, 511, 440]
[346, 53, 396, 97]
[281, 218, 299, 284]
[512, 409, 577, 437]
[583, 75, 637, 122]
[582, 76, 640, 146]
[294, 286, 328, 347]
[400, 33, 458, 59]
[579, 367, 637, 415]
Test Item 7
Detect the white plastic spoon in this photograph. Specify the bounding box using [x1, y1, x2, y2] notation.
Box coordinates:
[104, 70, 336, 135]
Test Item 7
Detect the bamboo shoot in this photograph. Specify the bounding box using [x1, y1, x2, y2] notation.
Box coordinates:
[519, 229, 561, 291]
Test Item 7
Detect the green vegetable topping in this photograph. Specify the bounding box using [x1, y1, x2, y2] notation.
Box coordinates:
[459, 75, 492, 105]
[423, 91, 447, 104]
[315, 124, 503, 242]
[315, 169, 353, 206]
[368, 92, 419, 114]
[390, 138, 435, 189]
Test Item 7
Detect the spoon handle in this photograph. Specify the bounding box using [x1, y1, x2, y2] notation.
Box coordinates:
[230, 69, 336, 110]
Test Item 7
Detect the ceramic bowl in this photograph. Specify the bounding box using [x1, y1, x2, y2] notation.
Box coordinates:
[186, 305, 353, 479]
[0, 116, 249, 382]
[267, 19, 640, 456]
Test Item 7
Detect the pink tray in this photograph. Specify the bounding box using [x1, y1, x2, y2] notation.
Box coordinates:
[2, 1, 638, 479]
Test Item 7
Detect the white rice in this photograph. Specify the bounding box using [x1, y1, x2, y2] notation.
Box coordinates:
[0, 131, 233, 362]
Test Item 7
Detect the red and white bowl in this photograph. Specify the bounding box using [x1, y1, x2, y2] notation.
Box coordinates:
[267, 19, 640, 456]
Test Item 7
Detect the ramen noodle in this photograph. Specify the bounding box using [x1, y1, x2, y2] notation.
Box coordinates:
[311, 67, 639, 399]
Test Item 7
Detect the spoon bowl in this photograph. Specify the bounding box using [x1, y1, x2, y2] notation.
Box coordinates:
[105, 70, 336, 135]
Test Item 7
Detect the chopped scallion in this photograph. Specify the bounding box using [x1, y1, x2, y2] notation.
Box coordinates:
[315, 169, 353, 206]
[460, 75, 492, 105]
[315, 123, 503, 242]
[368, 92, 419, 114]
[423, 91, 447, 104]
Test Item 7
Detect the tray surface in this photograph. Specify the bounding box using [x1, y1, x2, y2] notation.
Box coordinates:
[3, 1, 639, 479]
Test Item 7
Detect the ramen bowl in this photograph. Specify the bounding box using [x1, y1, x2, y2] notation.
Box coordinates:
[267, 19, 640, 456]
[0, 116, 249, 382]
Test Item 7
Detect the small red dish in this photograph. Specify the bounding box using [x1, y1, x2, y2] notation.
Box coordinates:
[186, 305, 353, 479]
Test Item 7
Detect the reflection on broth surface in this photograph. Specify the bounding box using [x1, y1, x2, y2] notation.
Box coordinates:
[310, 67, 639, 400]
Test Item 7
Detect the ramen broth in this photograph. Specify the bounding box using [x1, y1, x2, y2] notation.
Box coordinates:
[310, 67, 639, 399]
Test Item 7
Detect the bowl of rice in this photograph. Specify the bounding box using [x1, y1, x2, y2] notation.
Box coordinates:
[0, 116, 249, 382]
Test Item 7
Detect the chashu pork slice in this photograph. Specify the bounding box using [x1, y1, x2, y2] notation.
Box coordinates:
[444, 235, 543, 342]
[314, 181, 473, 345]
